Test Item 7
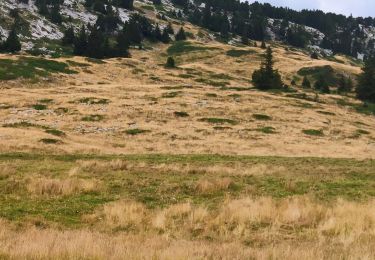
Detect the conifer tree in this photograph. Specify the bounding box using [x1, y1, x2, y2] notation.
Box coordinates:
[1, 26, 21, 53]
[50, 4, 63, 24]
[73, 26, 88, 56]
[302, 76, 311, 88]
[314, 75, 330, 93]
[62, 26, 75, 46]
[153, 24, 162, 42]
[166, 57, 175, 68]
[175, 27, 187, 41]
[166, 22, 174, 34]
[252, 47, 283, 90]
[357, 55, 375, 102]
[86, 26, 106, 58]
[261, 40, 266, 49]
[116, 28, 130, 57]
[161, 27, 171, 43]
[338, 75, 348, 93]
[241, 26, 249, 45]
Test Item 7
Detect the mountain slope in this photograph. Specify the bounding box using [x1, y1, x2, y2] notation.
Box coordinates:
[0, 0, 375, 59]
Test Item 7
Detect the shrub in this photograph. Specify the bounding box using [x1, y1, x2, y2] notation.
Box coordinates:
[125, 129, 150, 136]
[39, 138, 62, 144]
[199, 118, 238, 125]
[253, 114, 272, 121]
[174, 111, 189, 117]
[302, 129, 324, 136]
[165, 57, 176, 68]
[45, 129, 66, 137]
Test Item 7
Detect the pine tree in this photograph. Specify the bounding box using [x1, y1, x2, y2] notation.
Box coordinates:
[357, 55, 375, 102]
[62, 26, 75, 46]
[311, 52, 319, 59]
[153, 24, 162, 42]
[161, 27, 171, 43]
[241, 26, 249, 45]
[346, 77, 353, 92]
[122, 20, 142, 45]
[166, 22, 174, 34]
[1, 26, 21, 53]
[314, 75, 330, 93]
[36, 0, 49, 15]
[116, 28, 130, 57]
[73, 26, 88, 56]
[302, 76, 311, 88]
[338, 75, 347, 93]
[166, 56, 175, 68]
[252, 47, 283, 90]
[50, 4, 63, 24]
[175, 27, 187, 41]
[86, 26, 106, 58]
[261, 41, 266, 49]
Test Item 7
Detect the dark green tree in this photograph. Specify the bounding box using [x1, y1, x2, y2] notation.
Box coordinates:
[357, 55, 375, 102]
[252, 47, 283, 90]
[161, 27, 171, 43]
[260, 40, 266, 49]
[73, 26, 88, 56]
[175, 27, 187, 41]
[302, 76, 311, 88]
[166, 56, 176, 68]
[62, 26, 75, 46]
[314, 75, 330, 93]
[1, 26, 21, 53]
[166, 22, 174, 34]
[50, 4, 63, 24]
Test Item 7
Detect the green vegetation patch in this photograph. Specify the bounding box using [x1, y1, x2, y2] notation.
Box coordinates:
[39, 138, 62, 144]
[76, 97, 110, 105]
[253, 114, 272, 121]
[66, 60, 90, 67]
[337, 99, 375, 116]
[317, 110, 335, 116]
[162, 91, 182, 98]
[199, 118, 238, 125]
[256, 126, 277, 134]
[125, 129, 151, 136]
[356, 129, 370, 135]
[0, 153, 373, 227]
[167, 41, 219, 56]
[174, 111, 189, 117]
[297, 65, 337, 86]
[85, 57, 106, 64]
[38, 99, 54, 104]
[226, 49, 256, 57]
[3, 121, 49, 129]
[0, 57, 77, 81]
[303, 129, 324, 136]
[32, 104, 48, 110]
[45, 129, 66, 137]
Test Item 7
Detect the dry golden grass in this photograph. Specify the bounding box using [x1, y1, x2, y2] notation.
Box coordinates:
[0, 39, 373, 159]
[195, 177, 232, 194]
[0, 197, 375, 259]
[27, 177, 99, 196]
[0, 15, 374, 260]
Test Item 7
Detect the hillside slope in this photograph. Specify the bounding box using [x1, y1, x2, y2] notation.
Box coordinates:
[0, 38, 373, 158]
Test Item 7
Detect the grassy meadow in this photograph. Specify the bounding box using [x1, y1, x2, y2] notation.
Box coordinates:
[0, 37, 374, 259]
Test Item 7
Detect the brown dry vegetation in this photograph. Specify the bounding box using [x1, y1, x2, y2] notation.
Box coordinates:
[0, 39, 373, 159]
[0, 154, 373, 259]
[0, 197, 375, 259]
